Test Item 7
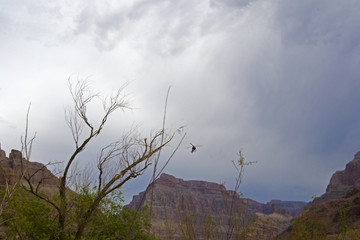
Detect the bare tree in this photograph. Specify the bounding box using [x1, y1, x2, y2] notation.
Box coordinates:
[224, 150, 256, 239]
[21, 79, 182, 240]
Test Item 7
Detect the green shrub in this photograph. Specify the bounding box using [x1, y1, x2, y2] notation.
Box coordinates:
[1, 188, 156, 240]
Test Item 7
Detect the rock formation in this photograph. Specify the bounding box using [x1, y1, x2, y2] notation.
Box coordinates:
[0, 149, 5, 158]
[319, 151, 360, 202]
[278, 151, 360, 239]
[263, 200, 306, 216]
[127, 173, 306, 240]
[0, 148, 59, 192]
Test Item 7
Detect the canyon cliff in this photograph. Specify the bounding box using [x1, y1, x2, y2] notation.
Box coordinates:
[127, 173, 306, 239]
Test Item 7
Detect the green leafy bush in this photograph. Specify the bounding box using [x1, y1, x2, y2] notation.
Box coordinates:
[1, 188, 156, 240]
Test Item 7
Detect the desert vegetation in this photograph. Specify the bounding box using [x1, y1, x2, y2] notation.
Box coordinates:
[1, 186, 155, 239]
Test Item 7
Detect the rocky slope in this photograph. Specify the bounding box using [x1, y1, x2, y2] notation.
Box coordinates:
[278, 151, 360, 239]
[127, 173, 306, 240]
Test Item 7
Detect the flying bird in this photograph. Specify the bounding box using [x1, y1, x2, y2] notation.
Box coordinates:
[188, 143, 203, 153]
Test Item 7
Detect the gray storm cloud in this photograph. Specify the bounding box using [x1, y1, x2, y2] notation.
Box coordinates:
[1, 0, 360, 203]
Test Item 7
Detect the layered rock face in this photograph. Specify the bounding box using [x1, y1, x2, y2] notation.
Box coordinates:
[127, 173, 306, 240]
[0, 148, 59, 192]
[128, 173, 250, 239]
[320, 151, 360, 201]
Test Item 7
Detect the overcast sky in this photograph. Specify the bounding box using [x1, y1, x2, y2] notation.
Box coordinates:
[1, 0, 360, 204]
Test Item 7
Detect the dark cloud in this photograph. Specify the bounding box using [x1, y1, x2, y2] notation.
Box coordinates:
[72, 0, 252, 54]
[1, 0, 360, 204]
[74, 0, 201, 52]
[250, 0, 360, 155]
[274, 0, 360, 49]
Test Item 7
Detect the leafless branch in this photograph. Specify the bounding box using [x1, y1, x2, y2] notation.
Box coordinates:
[225, 150, 256, 239]
[17, 104, 60, 214]
[67, 79, 98, 132]
[63, 78, 131, 185]
[0, 104, 36, 217]
[20, 104, 36, 171]
[65, 107, 83, 148]
[15, 78, 180, 240]
[149, 86, 171, 216]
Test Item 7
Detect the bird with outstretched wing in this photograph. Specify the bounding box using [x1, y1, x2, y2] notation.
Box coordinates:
[188, 143, 203, 153]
